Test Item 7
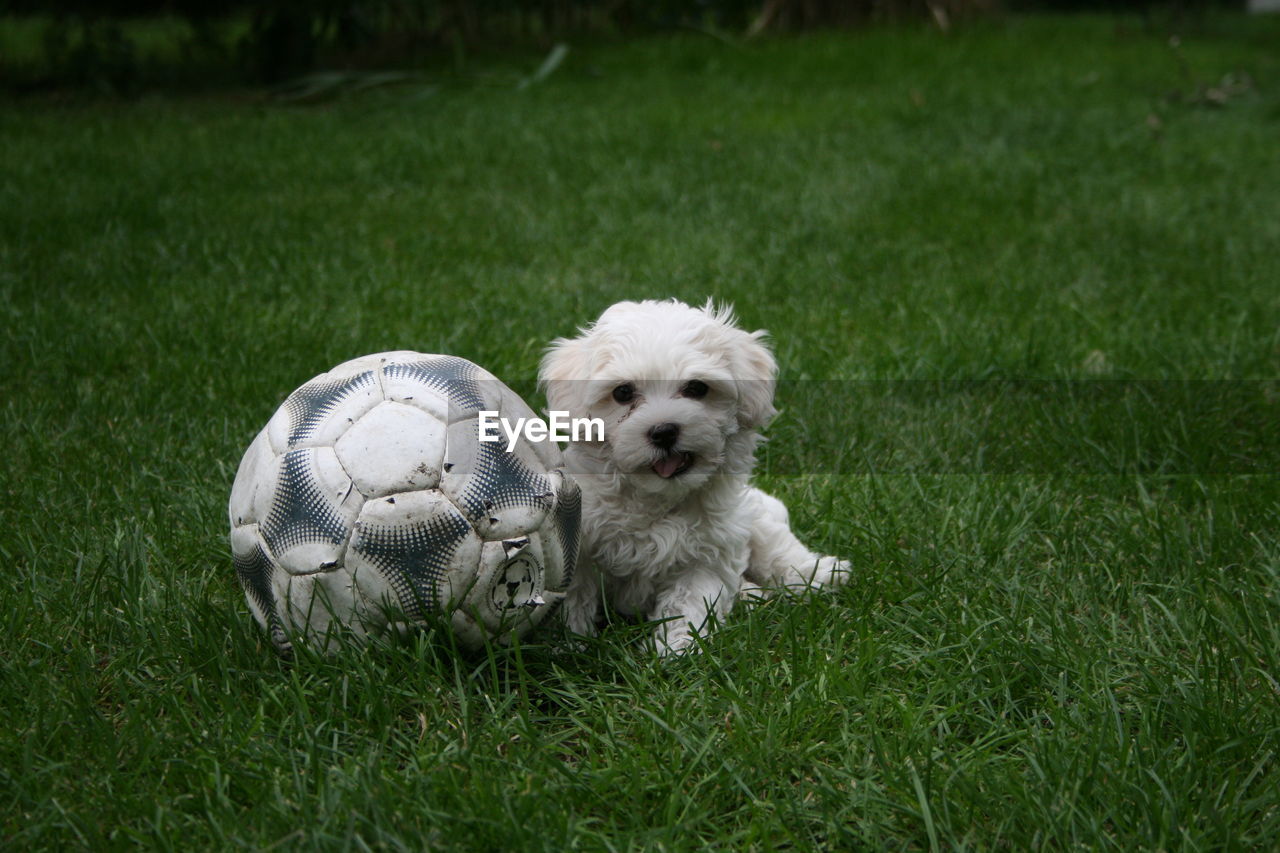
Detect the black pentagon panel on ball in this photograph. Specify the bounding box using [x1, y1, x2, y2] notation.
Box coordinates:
[232, 537, 276, 622]
[463, 438, 553, 519]
[283, 370, 378, 449]
[232, 538, 289, 651]
[349, 509, 474, 622]
[261, 449, 352, 555]
[553, 474, 581, 589]
[382, 356, 488, 414]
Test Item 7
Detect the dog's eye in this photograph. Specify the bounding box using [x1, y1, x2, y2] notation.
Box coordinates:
[681, 380, 709, 399]
[611, 383, 635, 404]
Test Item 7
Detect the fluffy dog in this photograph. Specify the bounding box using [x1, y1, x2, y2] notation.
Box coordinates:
[539, 299, 848, 655]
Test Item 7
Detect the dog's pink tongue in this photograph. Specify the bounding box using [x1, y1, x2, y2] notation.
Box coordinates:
[652, 453, 689, 479]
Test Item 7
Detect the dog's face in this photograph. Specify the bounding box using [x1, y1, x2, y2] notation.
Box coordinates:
[540, 300, 777, 495]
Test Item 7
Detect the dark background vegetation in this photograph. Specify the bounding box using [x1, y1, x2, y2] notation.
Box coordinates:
[0, 0, 1246, 91]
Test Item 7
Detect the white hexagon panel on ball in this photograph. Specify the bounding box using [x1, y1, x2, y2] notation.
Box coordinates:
[334, 401, 445, 498]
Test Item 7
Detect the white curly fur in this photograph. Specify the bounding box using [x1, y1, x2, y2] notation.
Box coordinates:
[539, 299, 848, 655]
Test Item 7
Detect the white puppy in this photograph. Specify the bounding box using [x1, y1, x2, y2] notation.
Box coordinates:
[539, 299, 848, 655]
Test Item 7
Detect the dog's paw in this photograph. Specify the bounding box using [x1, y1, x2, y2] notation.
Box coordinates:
[810, 555, 851, 588]
[654, 628, 700, 658]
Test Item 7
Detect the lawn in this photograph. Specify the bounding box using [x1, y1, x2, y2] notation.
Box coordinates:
[2, 12, 1279, 849]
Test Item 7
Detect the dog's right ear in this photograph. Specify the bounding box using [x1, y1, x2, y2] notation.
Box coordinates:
[539, 335, 591, 415]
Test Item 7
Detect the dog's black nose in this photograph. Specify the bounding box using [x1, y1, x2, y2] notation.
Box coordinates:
[649, 422, 680, 449]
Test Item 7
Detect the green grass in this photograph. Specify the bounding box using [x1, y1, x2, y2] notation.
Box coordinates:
[3, 13, 1280, 849]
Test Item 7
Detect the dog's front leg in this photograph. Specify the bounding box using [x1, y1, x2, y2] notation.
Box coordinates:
[562, 558, 603, 638]
[650, 568, 738, 656]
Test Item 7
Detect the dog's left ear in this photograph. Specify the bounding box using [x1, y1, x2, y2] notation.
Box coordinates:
[731, 329, 778, 430]
[539, 335, 590, 415]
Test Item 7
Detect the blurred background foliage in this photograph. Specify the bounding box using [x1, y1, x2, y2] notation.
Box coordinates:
[0, 0, 1245, 91]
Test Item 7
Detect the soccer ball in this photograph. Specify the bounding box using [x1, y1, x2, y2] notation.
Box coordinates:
[228, 351, 580, 654]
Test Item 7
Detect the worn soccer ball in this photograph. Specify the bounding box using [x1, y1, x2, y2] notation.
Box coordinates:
[228, 351, 580, 654]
